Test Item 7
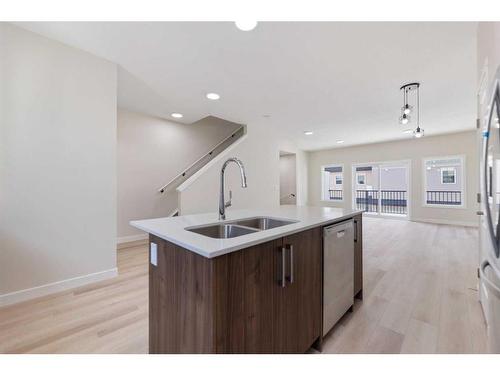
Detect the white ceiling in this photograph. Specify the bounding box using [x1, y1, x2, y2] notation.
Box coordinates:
[14, 22, 477, 150]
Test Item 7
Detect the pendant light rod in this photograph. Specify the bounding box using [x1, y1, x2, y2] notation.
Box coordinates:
[399, 82, 423, 137]
[417, 84, 420, 126]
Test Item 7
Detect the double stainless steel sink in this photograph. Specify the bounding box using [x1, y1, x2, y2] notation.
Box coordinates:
[186, 217, 298, 239]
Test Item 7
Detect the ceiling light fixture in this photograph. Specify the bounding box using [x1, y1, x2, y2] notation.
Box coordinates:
[399, 82, 424, 138]
[235, 20, 258, 31]
[206, 92, 220, 100]
[403, 129, 413, 134]
[399, 114, 410, 125]
[413, 126, 424, 138]
[336, 140, 345, 144]
[171, 113, 183, 119]
[304, 131, 314, 136]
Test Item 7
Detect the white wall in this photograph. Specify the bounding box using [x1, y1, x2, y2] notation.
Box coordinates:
[117, 109, 240, 240]
[178, 123, 308, 215]
[308, 131, 478, 226]
[0, 24, 117, 305]
[279, 154, 297, 205]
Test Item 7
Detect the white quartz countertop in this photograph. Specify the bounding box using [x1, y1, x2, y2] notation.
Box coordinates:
[130, 205, 362, 258]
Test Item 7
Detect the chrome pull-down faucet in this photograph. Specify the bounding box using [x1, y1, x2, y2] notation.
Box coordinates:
[219, 158, 247, 220]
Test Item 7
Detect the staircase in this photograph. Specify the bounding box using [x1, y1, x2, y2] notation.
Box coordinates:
[158, 122, 246, 215]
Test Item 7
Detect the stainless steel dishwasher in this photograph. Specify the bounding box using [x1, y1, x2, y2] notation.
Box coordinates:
[323, 220, 354, 336]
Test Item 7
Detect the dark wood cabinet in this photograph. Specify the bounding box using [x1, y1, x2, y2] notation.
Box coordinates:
[148, 215, 365, 354]
[216, 227, 322, 353]
[353, 214, 363, 300]
[274, 228, 322, 353]
[149, 226, 323, 354]
[214, 239, 277, 353]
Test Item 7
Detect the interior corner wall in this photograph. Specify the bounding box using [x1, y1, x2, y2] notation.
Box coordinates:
[0, 24, 117, 305]
[178, 123, 308, 215]
[307, 131, 478, 226]
[117, 109, 241, 240]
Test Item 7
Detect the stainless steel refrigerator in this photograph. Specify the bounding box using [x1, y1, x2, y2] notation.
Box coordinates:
[480, 65, 500, 353]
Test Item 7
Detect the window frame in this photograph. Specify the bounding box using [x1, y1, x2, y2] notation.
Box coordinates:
[320, 163, 344, 202]
[422, 155, 466, 209]
[356, 173, 366, 185]
[440, 167, 457, 185]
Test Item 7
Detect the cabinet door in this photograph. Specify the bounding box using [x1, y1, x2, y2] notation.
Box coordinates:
[214, 239, 277, 353]
[274, 227, 322, 353]
[353, 214, 363, 299]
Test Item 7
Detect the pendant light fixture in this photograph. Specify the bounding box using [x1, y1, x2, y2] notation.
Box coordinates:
[399, 82, 423, 138]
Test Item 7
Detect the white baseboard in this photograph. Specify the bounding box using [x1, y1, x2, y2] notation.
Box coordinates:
[116, 234, 148, 244]
[411, 217, 478, 227]
[0, 268, 117, 307]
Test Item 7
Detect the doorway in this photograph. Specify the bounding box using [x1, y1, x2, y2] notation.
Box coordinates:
[279, 151, 297, 205]
[352, 161, 410, 217]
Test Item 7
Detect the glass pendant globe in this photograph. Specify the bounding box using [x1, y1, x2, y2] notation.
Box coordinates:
[413, 127, 424, 138]
[402, 104, 412, 115]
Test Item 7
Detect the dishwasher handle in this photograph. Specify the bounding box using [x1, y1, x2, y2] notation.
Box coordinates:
[324, 220, 353, 237]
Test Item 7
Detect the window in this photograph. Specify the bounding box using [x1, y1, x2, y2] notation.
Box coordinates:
[321, 164, 343, 201]
[352, 162, 410, 216]
[423, 156, 465, 207]
[356, 173, 366, 185]
[441, 167, 456, 184]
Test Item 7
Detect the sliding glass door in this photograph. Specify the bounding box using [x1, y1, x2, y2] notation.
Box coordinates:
[352, 161, 410, 217]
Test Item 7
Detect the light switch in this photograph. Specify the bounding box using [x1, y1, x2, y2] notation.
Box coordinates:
[150, 242, 158, 266]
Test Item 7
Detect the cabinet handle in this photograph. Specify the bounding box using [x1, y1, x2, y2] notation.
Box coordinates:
[281, 246, 286, 288]
[353, 220, 358, 243]
[288, 244, 294, 284]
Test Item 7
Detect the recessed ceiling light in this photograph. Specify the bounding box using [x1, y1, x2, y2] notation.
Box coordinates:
[336, 140, 345, 144]
[403, 129, 413, 134]
[171, 113, 183, 119]
[235, 20, 258, 31]
[304, 131, 313, 136]
[206, 93, 220, 100]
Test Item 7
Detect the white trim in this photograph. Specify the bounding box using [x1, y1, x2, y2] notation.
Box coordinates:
[411, 217, 478, 228]
[0, 268, 118, 307]
[351, 159, 412, 219]
[320, 163, 344, 202]
[356, 172, 366, 185]
[440, 167, 457, 184]
[117, 233, 148, 244]
[176, 134, 248, 192]
[422, 154, 466, 209]
[168, 208, 179, 217]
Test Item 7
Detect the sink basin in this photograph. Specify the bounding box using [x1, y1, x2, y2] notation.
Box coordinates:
[234, 217, 298, 230]
[186, 217, 298, 239]
[187, 224, 259, 239]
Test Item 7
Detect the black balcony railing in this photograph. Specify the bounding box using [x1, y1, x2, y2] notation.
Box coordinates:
[328, 189, 343, 200]
[426, 191, 462, 205]
[355, 190, 407, 215]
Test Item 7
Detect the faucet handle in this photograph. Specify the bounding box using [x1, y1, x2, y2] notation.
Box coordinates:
[225, 190, 232, 208]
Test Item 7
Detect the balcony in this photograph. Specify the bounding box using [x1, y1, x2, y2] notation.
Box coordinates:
[355, 190, 407, 215]
[426, 190, 462, 206]
[355, 189, 463, 215]
[328, 189, 343, 200]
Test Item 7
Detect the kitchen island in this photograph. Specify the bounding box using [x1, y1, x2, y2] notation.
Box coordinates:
[131, 205, 363, 354]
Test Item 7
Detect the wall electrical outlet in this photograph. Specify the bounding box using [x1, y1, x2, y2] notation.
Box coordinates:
[150, 242, 158, 266]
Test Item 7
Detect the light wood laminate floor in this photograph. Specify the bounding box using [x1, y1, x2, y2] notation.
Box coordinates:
[0, 217, 487, 353]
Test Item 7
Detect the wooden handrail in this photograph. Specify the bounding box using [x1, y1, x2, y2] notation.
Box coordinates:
[158, 126, 244, 194]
